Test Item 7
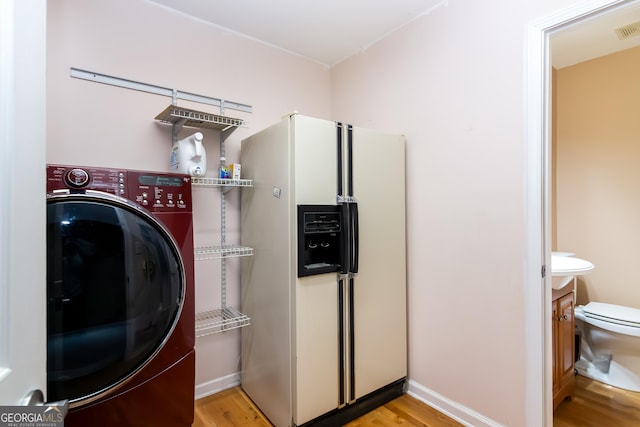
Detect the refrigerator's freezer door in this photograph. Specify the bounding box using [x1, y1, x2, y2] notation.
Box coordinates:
[293, 274, 340, 425]
[350, 126, 407, 401]
[292, 115, 339, 206]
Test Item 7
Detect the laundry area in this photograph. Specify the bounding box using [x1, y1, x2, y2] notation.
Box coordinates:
[3, 0, 640, 426]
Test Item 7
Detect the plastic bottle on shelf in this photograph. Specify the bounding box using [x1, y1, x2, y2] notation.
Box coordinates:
[170, 132, 207, 177]
[218, 157, 229, 179]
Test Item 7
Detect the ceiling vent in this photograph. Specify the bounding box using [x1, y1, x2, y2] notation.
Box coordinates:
[614, 21, 640, 40]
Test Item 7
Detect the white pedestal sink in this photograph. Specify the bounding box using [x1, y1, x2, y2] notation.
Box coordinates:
[551, 254, 594, 290]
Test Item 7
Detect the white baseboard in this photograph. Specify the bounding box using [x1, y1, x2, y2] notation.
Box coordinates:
[194, 372, 241, 400]
[407, 379, 504, 427]
[196, 374, 503, 426]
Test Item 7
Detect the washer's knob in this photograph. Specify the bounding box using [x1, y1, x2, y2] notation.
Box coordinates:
[64, 168, 90, 189]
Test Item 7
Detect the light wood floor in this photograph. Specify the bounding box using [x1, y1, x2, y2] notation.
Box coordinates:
[193, 375, 640, 427]
[193, 386, 463, 427]
[554, 375, 640, 427]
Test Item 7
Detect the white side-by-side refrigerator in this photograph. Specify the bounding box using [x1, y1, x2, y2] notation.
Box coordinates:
[240, 114, 407, 427]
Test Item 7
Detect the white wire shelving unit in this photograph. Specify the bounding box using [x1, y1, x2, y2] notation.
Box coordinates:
[155, 104, 254, 337]
[69, 67, 254, 337]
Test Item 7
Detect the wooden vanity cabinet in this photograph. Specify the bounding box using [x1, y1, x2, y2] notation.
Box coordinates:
[552, 282, 575, 411]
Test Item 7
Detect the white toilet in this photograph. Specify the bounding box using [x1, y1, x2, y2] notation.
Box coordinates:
[575, 301, 640, 392]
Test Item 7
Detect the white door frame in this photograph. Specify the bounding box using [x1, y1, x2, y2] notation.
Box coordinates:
[0, 0, 47, 405]
[525, 0, 637, 425]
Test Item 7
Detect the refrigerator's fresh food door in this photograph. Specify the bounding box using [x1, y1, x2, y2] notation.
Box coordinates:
[350, 126, 407, 401]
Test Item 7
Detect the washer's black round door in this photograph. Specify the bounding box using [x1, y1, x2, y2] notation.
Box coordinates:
[46, 191, 184, 404]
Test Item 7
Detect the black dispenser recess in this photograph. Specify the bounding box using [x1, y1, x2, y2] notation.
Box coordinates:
[297, 205, 343, 277]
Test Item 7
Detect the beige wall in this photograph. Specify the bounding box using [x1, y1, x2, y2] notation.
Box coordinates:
[46, 0, 332, 395]
[555, 45, 640, 308]
[331, 0, 585, 423]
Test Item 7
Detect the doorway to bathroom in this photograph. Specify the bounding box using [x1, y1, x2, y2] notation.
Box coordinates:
[551, 4, 640, 318]
[527, 0, 640, 425]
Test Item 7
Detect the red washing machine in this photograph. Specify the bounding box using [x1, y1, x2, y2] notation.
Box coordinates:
[46, 165, 195, 426]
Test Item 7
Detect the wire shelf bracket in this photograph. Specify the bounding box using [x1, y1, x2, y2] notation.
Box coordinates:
[70, 67, 252, 114]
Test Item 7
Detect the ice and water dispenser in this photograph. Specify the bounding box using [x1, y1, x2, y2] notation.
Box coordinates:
[297, 205, 344, 277]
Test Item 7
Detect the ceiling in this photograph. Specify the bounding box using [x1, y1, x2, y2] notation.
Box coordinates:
[147, 0, 447, 66]
[551, 1, 640, 68]
[148, 0, 640, 68]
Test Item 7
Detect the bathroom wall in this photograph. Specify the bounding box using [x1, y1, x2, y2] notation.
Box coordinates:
[554, 45, 640, 308]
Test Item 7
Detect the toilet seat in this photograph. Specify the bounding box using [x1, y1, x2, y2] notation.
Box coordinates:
[584, 302, 640, 326]
[577, 302, 640, 337]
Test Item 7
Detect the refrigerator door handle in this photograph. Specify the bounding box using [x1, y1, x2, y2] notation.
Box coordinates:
[340, 203, 350, 274]
[336, 122, 344, 199]
[350, 203, 359, 274]
[338, 277, 346, 407]
[348, 277, 356, 403]
[347, 124, 354, 198]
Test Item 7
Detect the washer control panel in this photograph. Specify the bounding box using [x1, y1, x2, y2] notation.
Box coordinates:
[47, 164, 192, 212]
